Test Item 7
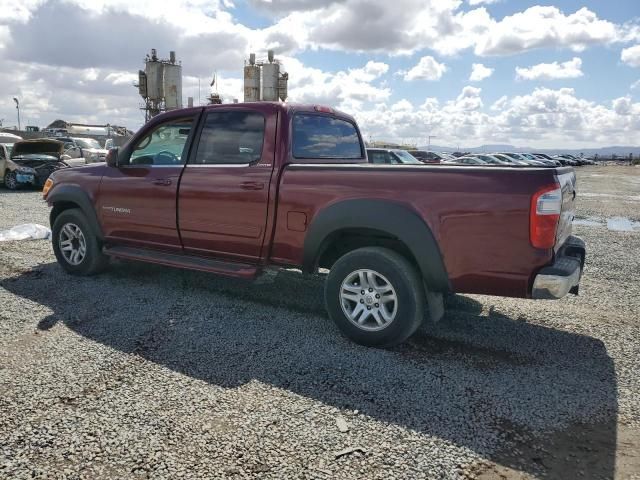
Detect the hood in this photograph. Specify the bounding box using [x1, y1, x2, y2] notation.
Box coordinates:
[11, 140, 64, 159]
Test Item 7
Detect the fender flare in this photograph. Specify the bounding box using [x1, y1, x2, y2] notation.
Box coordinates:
[303, 199, 450, 292]
[48, 185, 104, 240]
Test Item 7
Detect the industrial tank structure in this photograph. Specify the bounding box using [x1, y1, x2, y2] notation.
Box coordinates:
[244, 53, 261, 102]
[243, 50, 289, 103]
[136, 49, 183, 121]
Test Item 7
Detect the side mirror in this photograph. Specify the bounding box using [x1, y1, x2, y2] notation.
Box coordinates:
[106, 147, 119, 168]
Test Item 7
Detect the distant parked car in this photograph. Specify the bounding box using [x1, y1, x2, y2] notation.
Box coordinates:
[367, 148, 423, 165]
[468, 154, 514, 165]
[520, 153, 560, 167]
[491, 153, 528, 166]
[498, 152, 551, 167]
[409, 150, 453, 164]
[553, 155, 579, 166]
[53, 137, 108, 163]
[444, 156, 487, 165]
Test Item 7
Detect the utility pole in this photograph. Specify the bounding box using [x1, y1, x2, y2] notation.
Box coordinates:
[427, 135, 436, 152]
[13, 98, 20, 131]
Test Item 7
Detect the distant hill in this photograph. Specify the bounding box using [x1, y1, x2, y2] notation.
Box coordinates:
[418, 144, 640, 157]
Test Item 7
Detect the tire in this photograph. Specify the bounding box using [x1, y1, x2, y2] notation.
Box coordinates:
[52, 209, 109, 275]
[4, 171, 18, 190]
[325, 247, 425, 348]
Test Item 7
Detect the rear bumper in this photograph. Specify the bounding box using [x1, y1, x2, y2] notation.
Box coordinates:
[532, 236, 585, 300]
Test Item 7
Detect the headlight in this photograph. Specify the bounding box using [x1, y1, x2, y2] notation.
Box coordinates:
[16, 166, 35, 173]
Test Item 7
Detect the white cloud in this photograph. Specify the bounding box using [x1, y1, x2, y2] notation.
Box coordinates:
[612, 97, 632, 115]
[475, 6, 624, 56]
[468, 0, 499, 5]
[621, 45, 640, 67]
[631, 79, 640, 90]
[353, 86, 640, 148]
[469, 63, 493, 82]
[281, 57, 391, 108]
[515, 57, 583, 81]
[400, 56, 447, 81]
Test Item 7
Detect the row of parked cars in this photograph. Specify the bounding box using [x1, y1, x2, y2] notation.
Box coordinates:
[367, 148, 596, 167]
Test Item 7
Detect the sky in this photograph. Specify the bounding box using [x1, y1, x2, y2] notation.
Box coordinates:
[0, 0, 640, 148]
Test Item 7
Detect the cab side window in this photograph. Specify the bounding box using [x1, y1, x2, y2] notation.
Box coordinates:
[129, 117, 194, 166]
[193, 111, 265, 165]
[369, 151, 387, 164]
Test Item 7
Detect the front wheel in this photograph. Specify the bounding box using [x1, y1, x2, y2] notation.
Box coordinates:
[325, 247, 425, 348]
[4, 171, 18, 190]
[52, 209, 109, 275]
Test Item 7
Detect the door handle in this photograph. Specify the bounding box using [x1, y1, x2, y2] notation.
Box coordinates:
[152, 178, 172, 186]
[240, 181, 265, 190]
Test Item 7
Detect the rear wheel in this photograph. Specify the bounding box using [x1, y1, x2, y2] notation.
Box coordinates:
[325, 247, 424, 348]
[4, 171, 18, 190]
[52, 209, 108, 275]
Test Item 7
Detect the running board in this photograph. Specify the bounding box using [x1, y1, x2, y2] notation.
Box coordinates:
[103, 246, 259, 279]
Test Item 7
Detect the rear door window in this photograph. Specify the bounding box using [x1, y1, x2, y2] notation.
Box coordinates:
[293, 114, 362, 159]
[193, 111, 265, 165]
[368, 151, 388, 164]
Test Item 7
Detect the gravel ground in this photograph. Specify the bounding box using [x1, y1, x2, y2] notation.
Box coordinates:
[0, 165, 639, 480]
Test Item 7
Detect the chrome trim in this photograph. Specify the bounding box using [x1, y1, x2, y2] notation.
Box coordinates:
[532, 267, 581, 300]
[185, 163, 251, 168]
[119, 164, 185, 169]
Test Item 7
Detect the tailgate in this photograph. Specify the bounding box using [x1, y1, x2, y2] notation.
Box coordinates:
[555, 170, 577, 251]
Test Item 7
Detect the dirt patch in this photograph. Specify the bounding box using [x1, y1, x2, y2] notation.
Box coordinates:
[468, 421, 640, 480]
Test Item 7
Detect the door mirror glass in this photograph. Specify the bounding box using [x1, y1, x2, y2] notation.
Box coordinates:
[106, 148, 119, 167]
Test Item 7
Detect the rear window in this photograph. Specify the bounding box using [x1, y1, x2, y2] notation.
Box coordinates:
[293, 114, 362, 159]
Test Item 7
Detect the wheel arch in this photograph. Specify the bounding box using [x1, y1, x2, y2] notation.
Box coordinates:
[303, 199, 450, 292]
[48, 185, 104, 241]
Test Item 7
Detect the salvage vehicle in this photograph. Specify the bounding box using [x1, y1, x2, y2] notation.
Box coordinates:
[0, 143, 15, 187]
[4, 139, 85, 190]
[43, 103, 586, 348]
[367, 148, 423, 165]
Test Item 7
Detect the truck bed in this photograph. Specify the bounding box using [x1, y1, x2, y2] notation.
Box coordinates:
[271, 164, 575, 298]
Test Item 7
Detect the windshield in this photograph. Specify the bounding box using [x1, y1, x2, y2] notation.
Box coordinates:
[75, 138, 101, 149]
[393, 150, 422, 164]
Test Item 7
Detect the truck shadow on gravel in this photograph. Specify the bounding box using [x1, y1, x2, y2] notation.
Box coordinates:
[2, 261, 618, 479]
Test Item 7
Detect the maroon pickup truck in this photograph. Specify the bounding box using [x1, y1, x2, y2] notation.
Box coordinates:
[43, 103, 585, 347]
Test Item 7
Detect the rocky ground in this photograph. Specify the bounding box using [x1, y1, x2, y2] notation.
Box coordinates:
[0, 165, 638, 480]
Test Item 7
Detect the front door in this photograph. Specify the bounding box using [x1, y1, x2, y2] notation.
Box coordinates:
[98, 115, 197, 251]
[178, 108, 276, 262]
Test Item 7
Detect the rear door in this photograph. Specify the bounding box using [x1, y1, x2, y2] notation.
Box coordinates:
[177, 107, 277, 262]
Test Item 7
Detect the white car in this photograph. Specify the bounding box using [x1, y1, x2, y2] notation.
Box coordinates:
[72, 137, 109, 163]
[55, 137, 108, 163]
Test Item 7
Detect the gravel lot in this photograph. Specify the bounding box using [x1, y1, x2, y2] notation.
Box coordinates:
[0, 165, 639, 480]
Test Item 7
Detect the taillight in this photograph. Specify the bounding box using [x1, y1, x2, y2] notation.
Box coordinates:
[530, 184, 562, 249]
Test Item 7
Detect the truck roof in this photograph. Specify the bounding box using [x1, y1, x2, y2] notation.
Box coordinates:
[150, 102, 357, 125]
